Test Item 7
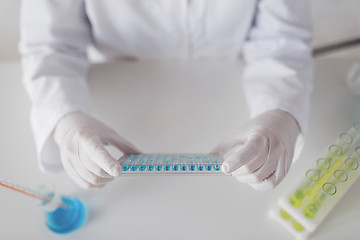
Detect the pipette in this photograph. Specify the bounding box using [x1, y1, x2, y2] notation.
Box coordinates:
[0, 178, 86, 234]
[0, 178, 66, 209]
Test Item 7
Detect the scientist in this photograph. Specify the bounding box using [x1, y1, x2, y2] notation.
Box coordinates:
[20, 0, 313, 191]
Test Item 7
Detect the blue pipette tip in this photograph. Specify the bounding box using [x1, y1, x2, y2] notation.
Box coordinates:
[46, 196, 86, 234]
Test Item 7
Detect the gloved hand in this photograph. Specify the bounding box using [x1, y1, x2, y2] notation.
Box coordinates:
[212, 109, 300, 191]
[53, 112, 141, 189]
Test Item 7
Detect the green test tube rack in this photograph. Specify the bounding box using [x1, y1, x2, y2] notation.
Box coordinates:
[270, 123, 360, 239]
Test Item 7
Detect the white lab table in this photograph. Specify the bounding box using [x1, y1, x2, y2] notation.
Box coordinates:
[0, 59, 359, 240]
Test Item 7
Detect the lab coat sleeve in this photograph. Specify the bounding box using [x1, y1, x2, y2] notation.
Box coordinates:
[242, 0, 313, 161]
[19, 0, 92, 173]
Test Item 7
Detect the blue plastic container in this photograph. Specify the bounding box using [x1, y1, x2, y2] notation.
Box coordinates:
[45, 196, 86, 234]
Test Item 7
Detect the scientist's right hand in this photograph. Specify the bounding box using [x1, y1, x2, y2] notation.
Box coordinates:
[53, 112, 141, 189]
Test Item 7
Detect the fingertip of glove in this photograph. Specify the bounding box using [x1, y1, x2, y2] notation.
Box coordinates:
[249, 180, 275, 191]
[87, 184, 106, 190]
[109, 165, 122, 177]
[222, 161, 240, 175]
[221, 163, 230, 174]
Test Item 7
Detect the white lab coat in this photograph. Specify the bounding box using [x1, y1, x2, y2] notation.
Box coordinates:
[19, 0, 313, 173]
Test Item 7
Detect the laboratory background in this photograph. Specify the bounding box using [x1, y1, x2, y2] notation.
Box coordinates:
[1, 0, 360, 240]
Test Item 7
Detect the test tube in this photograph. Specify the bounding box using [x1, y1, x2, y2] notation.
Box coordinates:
[337, 157, 359, 178]
[330, 151, 360, 182]
[346, 122, 360, 143]
[278, 209, 305, 232]
[303, 181, 338, 219]
[303, 163, 354, 219]
[354, 146, 360, 159]
[280, 209, 292, 220]
[289, 169, 320, 207]
[328, 170, 348, 186]
[289, 145, 341, 207]
[334, 132, 353, 155]
[335, 124, 360, 157]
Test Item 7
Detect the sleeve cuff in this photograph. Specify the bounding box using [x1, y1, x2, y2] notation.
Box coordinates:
[29, 76, 91, 173]
[34, 107, 90, 173]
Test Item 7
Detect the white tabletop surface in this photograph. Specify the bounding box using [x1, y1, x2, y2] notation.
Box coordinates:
[0, 58, 359, 240]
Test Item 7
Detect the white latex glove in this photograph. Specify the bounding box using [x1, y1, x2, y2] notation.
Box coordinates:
[212, 109, 300, 191]
[53, 112, 141, 189]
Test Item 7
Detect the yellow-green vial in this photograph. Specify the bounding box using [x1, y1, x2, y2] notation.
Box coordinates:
[289, 169, 319, 207]
[292, 220, 305, 231]
[303, 202, 318, 219]
[303, 182, 337, 219]
[280, 209, 291, 220]
[289, 189, 306, 207]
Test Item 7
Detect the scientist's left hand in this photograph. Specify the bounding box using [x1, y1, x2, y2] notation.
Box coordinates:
[53, 112, 141, 189]
[212, 109, 300, 191]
